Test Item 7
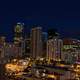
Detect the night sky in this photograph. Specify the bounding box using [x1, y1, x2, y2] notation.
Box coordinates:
[0, 0, 80, 41]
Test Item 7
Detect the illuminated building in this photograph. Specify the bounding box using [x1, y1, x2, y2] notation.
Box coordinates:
[31, 27, 42, 59]
[47, 28, 62, 60]
[0, 36, 6, 45]
[25, 38, 31, 57]
[47, 39, 54, 60]
[0, 36, 6, 58]
[47, 37, 63, 60]
[76, 40, 80, 62]
[60, 70, 73, 80]
[62, 38, 79, 63]
[14, 23, 24, 57]
[4, 43, 11, 58]
[3, 43, 21, 59]
[14, 22, 24, 46]
[12, 44, 21, 58]
[23, 33, 31, 58]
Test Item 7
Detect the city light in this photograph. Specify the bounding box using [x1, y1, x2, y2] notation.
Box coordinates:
[0, 23, 80, 80]
[48, 74, 56, 79]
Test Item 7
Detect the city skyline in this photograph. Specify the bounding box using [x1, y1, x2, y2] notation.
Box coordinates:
[1, 1, 80, 80]
[0, 22, 80, 42]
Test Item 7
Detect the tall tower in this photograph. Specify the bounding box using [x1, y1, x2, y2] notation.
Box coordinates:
[14, 23, 24, 57]
[47, 28, 62, 60]
[31, 27, 42, 59]
[25, 38, 31, 57]
[0, 36, 6, 58]
[14, 23, 24, 46]
[42, 32, 48, 57]
[47, 37, 63, 61]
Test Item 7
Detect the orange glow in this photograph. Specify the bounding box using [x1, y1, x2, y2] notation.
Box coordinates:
[48, 74, 56, 79]
[5, 63, 24, 72]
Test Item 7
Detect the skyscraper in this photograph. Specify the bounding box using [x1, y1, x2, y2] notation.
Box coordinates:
[25, 38, 31, 57]
[24, 32, 31, 57]
[47, 37, 63, 60]
[14, 22, 24, 46]
[42, 32, 48, 57]
[31, 27, 42, 59]
[47, 29, 62, 60]
[14, 23, 24, 57]
[0, 36, 6, 58]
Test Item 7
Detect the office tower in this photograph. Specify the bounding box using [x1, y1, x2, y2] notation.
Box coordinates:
[47, 37, 63, 60]
[23, 32, 31, 58]
[11, 44, 21, 58]
[31, 27, 42, 59]
[4, 42, 21, 59]
[47, 39, 54, 60]
[58, 39, 63, 61]
[25, 38, 31, 57]
[47, 28, 62, 60]
[4, 43, 11, 58]
[0, 36, 6, 58]
[42, 32, 48, 57]
[14, 23, 24, 57]
[14, 22, 24, 46]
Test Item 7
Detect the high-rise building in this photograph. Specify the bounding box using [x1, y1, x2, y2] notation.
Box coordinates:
[11, 44, 21, 58]
[14, 22, 24, 46]
[42, 32, 48, 42]
[47, 37, 63, 60]
[42, 32, 48, 57]
[14, 23, 24, 57]
[4, 43, 22, 59]
[23, 32, 31, 57]
[31, 27, 42, 59]
[4, 43, 11, 58]
[25, 38, 31, 57]
[0, 36, 6, 58]
[47, 28, 62, 60]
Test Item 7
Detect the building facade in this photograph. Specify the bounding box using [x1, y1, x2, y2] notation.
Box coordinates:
[62, 38, 79, 63]
[0, 36, 6, 58]
[31, 27, 42, 59]
[14, 23, 24, 57]
[47, 37, 63, 60]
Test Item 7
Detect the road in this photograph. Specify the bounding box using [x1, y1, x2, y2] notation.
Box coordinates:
[15, 75, 43, 80]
